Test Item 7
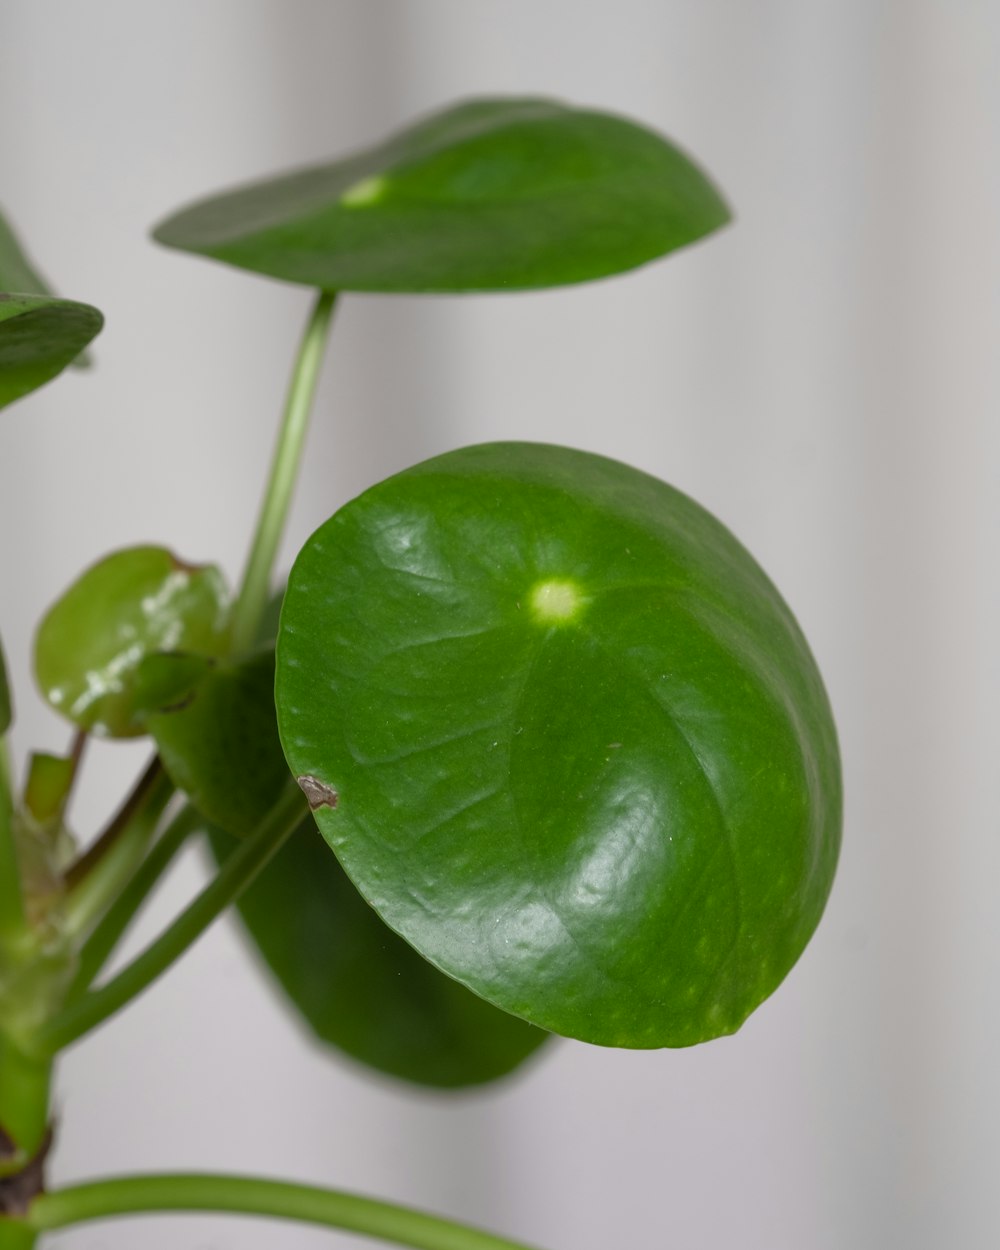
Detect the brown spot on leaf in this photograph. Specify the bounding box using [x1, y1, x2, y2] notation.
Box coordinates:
[297, 774, 339, 811]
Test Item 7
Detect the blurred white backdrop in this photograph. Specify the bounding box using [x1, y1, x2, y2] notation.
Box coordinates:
[1, 2, 998, 1248]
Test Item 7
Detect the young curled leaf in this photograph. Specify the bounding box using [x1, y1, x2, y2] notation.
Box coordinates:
[34, 546, 230, 738]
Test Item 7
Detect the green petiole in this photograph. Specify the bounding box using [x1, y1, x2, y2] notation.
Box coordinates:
[24, 1172, 543, 1250]
[230, 288, 337, 655]
[32, 784, 305, 1056]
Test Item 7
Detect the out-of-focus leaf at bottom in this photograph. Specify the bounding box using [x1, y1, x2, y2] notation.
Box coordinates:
[206, 820, 549, 1089]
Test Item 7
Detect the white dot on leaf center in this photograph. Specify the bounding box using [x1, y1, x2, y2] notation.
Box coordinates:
[529, 578, 585, 624]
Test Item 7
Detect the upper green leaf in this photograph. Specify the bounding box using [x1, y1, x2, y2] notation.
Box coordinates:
[0, 634, 11, 734]
[0, 209, 102, 411]
[153, 97, 729, 292]
[276, 443, 842, 1049]
[34, 546, 230, 738]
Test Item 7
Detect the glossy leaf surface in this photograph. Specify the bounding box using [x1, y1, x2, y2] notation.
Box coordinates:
[147, 650, 290, 838]
[153, 97, 729, 292]
[34, 547, 230, 737]
[207, 819, 548, 1087]
[276, 443, 842, 1048]
[0, 210, 101, 410]
[0, 634, 10, 733]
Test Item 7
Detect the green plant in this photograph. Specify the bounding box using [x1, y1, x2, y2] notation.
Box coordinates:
[0, 97, 841, 1249]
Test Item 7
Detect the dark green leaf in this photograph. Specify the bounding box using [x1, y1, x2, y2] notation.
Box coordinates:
[0, 294, 102, 412]
[207, 818, 548, 1087]
[276, 443, 842, 1049]
[0, 209, 101, 409]
[131, 651, 214, 723]
[147, 650, 290, 839]
[153, 97, 729, 292]
[34, 546, 230, 737]
[0, 634, 11, 734]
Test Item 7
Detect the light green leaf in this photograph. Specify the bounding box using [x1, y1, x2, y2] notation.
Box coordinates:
[153, 97, 729, 292]
[34, 546, 230, 738]
[275, 443, 842, 1048]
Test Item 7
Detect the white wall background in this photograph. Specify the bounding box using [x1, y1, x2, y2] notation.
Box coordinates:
[1, 2, 998, 1247]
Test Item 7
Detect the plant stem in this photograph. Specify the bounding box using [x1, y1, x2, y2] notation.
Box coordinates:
[230, 289, 337, 655]
[66, 805, 202, 999]
[0, 1035, 50, 1168]
[33, 785, 305, 1056]
[61, 762, 173, 942]
[25, 1173, 543, 1250]
[0, 739, 26, 952]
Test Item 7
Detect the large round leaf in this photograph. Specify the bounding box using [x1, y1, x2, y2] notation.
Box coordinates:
[276, 443, 842, 1049]
[206, 819, 548, 1088]
[34, 546, 230, 737]
[0, 210, 102, 411]
[153, 97, 729, 292]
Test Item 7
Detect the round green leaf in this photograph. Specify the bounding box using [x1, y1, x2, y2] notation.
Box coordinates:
[34, 546, 230, 738]
[0, 634, 11, 734]
[276, 443, 842, 1049]
[147, 650, 291, 839]
[206, 818, 548, 1087]
[153, 97, 729, 292]
[0, 294, 102, 412]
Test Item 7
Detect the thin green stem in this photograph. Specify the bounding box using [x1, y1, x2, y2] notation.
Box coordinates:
[0, 739, 26, 951]
[61, 762, 173, 942]
[26, 1173, 543, 1250]
[57, 729, 89, 822]
[230, 289, 337, 654]
[66, 805, 202, 999]
[33, 785, 305, 1056]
